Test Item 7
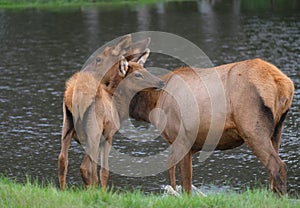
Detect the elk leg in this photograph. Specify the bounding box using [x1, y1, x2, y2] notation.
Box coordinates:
[58, 103, 74, 191]
[80, 154, 98, 188]
[163, 136, 177, 190]
[242, 131, 286, 195]
[271, 111, 288, 153]
[271, 124, 283, 154]
[268, 112, 288, 193]
[178, 151, 192, 193]
[169, 165, 177, 190]
[234, 92, 287, 195]
[100, 136, 112, 189]
[58, 131, 73, 191]
[80, 129, 102, 188]
[166, 132, 193, 193]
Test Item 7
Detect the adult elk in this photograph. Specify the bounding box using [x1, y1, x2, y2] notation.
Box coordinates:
[130, 58, 294, 195]
[58, 36, 164, 190]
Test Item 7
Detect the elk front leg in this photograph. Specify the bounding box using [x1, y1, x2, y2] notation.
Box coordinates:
[166, 134, 193, 193]
[178, 151, 192, 193]
[168, 165, 177, 190]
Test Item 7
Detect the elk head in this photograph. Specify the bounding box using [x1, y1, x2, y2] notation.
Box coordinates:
[115, 48, 165, 93]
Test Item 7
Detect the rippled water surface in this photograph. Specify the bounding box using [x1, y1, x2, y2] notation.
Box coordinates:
[0, 0, 299, 196]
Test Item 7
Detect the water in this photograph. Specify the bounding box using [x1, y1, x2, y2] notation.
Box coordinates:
[0, 0, 299, 196]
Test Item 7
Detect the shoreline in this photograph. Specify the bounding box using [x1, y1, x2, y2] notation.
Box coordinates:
[0, 0, 183, 9]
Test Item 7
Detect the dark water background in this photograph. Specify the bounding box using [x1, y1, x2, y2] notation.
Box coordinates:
[0, 0, 299, 196]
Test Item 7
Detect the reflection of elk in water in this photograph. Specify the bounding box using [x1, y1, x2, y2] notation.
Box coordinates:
[58, 36, 164, 190]
[130, 58, 294, 195]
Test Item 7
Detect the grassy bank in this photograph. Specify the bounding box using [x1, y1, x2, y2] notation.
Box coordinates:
[0, 177, 299, 208]
[0, 0, 175, 9]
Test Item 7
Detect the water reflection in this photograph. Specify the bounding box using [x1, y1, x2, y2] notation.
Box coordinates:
[0, 0, 299, 196]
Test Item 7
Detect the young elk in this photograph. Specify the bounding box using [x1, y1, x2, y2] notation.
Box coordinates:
[58, 36, 164, 191]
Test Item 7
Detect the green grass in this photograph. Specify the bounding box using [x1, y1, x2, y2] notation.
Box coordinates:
[0, 177, 299, 208]
[0, 0, 181, 9]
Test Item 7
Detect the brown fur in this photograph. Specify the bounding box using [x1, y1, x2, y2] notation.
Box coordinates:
[58, 37, 164, 191]
[130, 58, 294, 195]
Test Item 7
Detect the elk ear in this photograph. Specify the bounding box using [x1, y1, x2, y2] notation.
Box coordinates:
[119, 56, 128, 77]
[133, 37, 151, 51]
[112, 34, 132, 56]
[136, 48, 150, 66]
[125, 37, 151, 62]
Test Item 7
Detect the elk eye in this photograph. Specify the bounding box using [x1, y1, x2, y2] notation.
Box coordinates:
[135, 73, 143, 78]
[96, 57, 101, 63]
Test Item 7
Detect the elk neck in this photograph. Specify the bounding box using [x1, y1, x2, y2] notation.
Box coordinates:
[111, 84, 137, 120]
[129, 89, 161, 122]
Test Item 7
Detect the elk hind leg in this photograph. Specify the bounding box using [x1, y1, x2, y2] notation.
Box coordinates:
[58, 132, 72, 191]
[241, 126, 286, 195]
[80, 154, 98, 188]
[236, 92, 287, 195]
[268, 111, 288, 193]
[100, 136, 113, 189]
[58, 103, 74, 191]
[80, 127, 102, 188]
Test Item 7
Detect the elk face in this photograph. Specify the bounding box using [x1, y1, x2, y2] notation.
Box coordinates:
[83, 35, 132, 79]
[118, 49, 165, 92]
